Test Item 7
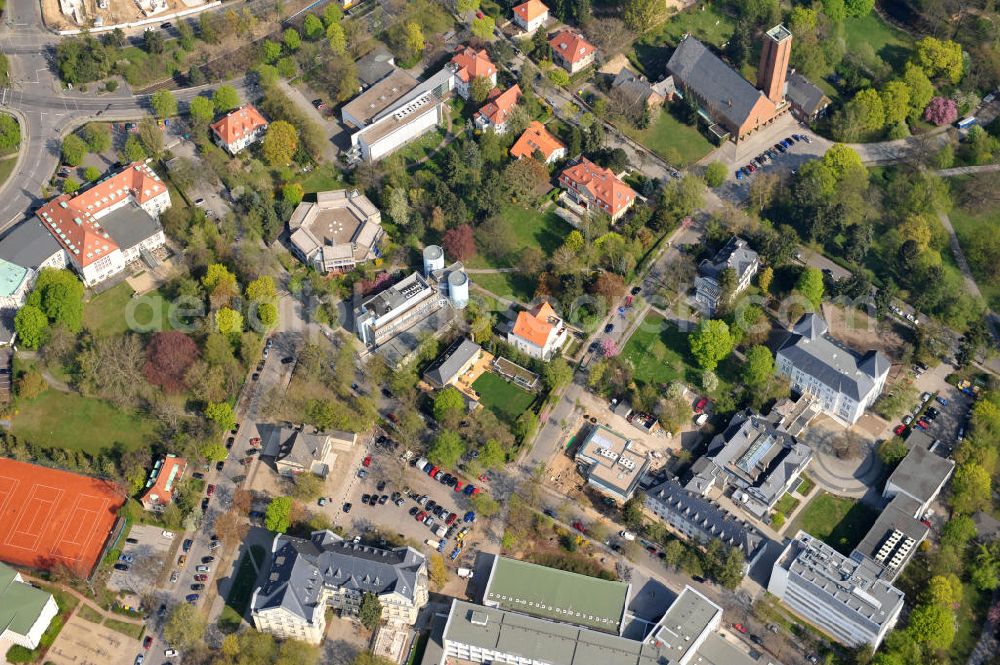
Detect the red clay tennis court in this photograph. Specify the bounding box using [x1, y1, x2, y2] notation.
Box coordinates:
[0, 458, 124, 575]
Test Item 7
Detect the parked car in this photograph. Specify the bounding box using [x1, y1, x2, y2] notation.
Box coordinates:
[732, 623, 748, 634]
[183, 539, 193, 552]
[894, 424, 906, 436]
[694, 396, 708, 413]
[164, 649, 178, 658]
[903, 415, 913, 425]
[936, 395, 949, 406]
[190, 583, 204, 591]
[604, 323, 614, 333]
[215, 460, 225, 471]
[194, 574, 208, 582]
[196, 565, 210, 573]
[357, 469, 368, 479]
[572, 520, 585, 533]
[343, 502, 352, 513]
[415, 511, 427, 522]
[185, 594, 199, 603]
[206, 484, 216, 496]
[363, 455, 373, 467]
[921, 392, 932, 402]
[114, 563, 129, 571]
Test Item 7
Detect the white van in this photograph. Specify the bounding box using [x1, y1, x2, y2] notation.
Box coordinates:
[619, 530, 636, 541]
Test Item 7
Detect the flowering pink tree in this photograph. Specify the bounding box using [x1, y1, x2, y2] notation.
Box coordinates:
[924, 96, 958, 126]
[988, 601, 1000, 625]
[601, 337, 619, 357]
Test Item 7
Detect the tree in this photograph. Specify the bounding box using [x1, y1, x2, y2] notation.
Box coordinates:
[137, 118, 163, 157]
[245, 275, 276, 303]
[478, 438, 506, 469]
[471, 15, 495, 41]
[926, 573, 963, 608]
[907, 602, 955, 650]
[62, 177, 80, 194]
[543, 357, 573, 390]
[903, 64, 934, 119]
[0, 114, 20, 149]
[403, 21, 424, 59]
[358, 592, 383, 630]
[82, 165, 101, 182]
[326, 21, 346, 55]
[302, 14, 323, 40]
[844, 0, 874, 17]
[205, 401, 236, 431]
[547, 68, 570, 87]
[322, 2, 343, 26]
[623, 0, 665, 32]
[212, 85, 241, 114]
[144, 27, 165, 54]
[689, 319, 734, 371]
[150, 90, 177, 119]
[257, 302, 278, 330]
[188, 96, 215, 125]
[924, 97, 958, 126]
[880, 80, 911, 126]
[471, 493, 499, 517]
[428, 431, 465, 468]
[797, 267, 824, 309]
[61, 134, 87, 166]
[622, 495, 645, 529]
[970, 543, 1000, 591]
[442, 224, 476, 261]
[262, 120, 298, 165]
[951, 463, 991, 514]
[122, 134, 146, 162]
[13, 305, 47, 349]
[429, 554, 449, 589]
[291, 473, 324, 502]
[16, 371, 47, 400]
[704, 162, 727, 188]
[163, 603, 206, 651]
[215, 307, 244, 334]
[27, 269, 84, 333]
[283, 27, 302, 50]
[433, 387, 465, 424]
[743, 345, 774, 386]
[265, 496, 293, 532]
[470, 75, 493, 104]
[758, 266, 774, 294]
[82, 123, 110, 153]
[144, 331, 199, 393]
[456, 0, 479, 12]
[914, 36, 964, 84]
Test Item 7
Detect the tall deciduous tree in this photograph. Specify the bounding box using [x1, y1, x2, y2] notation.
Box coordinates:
[163, 603, 206, 651]
[151, 90, 177, 119]
[442, 224, 476, 261]
[262, 120, 298, 165]
[623, 0, 664, 32]
[212, 84, 241, 114]
[688, 319, 734, 372]
[144, 331, 199, 393]
[796, 267, 825, 310]
[188, 96, 215, 125]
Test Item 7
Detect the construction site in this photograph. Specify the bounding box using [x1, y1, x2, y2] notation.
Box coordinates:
[42, 0, 211, 31]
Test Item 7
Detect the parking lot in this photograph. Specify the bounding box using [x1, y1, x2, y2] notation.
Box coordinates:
[45, 612, 138, 665]
[900, 365, 977, 457]
[107, 524, 175, 594]
[334, 448, 486, 563]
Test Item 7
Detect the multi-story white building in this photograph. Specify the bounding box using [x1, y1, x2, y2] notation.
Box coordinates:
[288, 189, 383, 274]
[252, 531, 428, 645]
[768, 531, 904, 649]
[511, 0, 548, 33]
[354, 272, 444, 348]
[210, 105, 268, 155]
[33, 161, 170, 287]
[574, 425, 650, 502]
[775, 313, 890, 425]
[507, 301, 569, 360]
[0, 563, 59, 650]
[449, 46, 496, 99]
[693, 236, 759, 315]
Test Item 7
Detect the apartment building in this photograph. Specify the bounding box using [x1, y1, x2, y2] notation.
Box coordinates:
[252, 531, 428, 645]
[574, 425, 650, 502]
[693, 236, 759, 315]
[288, 189, 383, 274]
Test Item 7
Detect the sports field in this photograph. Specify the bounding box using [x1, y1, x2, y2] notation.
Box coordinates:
[0, 458, 124, 574]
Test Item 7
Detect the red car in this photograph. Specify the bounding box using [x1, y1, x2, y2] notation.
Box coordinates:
[893, 424, 906, 436]
[446, 512, 457, 525]
[572, 521, 586, 534]
[363, 455, 372, 467]
[428, 466, 439, 477]
[249, 437, 261, 447]
[454, 480, 464, 492]
[194, 574, 208, 582]
[917, 419, 930, 429]
[415, 511, 427, 522]
[143, 635, 153, 649]
[206, 484, 216, 496]
[732, 623, 748, 634]
[694, 397, 708, 413]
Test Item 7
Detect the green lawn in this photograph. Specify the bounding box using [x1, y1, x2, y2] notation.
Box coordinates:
[225, 545, 266, 619]
[843, 14, 913, 70]
[467, 204, 571, 270]
[621, 313, 689, 387]
[103, 618, 144, 640]
[773, 493, 800, 516]
[76, 604, 104, 624]
[795, 475, 816, 497]
[84, 282, 175, 336]
[301, 164, 347, 194]
[787, 492, 879, 555]
[12, 389, 159, 453]
[620, 109, 715, 167]
[398, 129, 447, 165]
[631, 4, 736, 77]
[471, 372, 535, 423]
[949, 204, 1000, 311]
[472, 272, 539, 303]
[0, 155, 16, 189]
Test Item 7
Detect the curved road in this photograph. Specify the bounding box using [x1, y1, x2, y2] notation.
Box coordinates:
[0, 0, 249, 233]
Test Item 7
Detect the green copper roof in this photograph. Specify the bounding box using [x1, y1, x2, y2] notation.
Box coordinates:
[0, 258, 28, 299]
[0, 562, 53, 636]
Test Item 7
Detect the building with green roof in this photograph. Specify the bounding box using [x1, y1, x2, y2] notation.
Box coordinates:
[0, 257, 30, 310]
[0, 562, 58, 649]
[481, 556, 630, 635]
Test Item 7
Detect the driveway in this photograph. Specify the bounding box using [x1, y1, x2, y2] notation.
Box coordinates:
[277, 79, 346, 162]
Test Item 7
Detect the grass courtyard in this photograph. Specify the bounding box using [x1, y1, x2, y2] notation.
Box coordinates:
[949, 201, 1000, 311]
[621, 313, 688, 387]
[84, 282, 175, 337]
[630, 3, 736, 77]
[220, 545, 266, 630]
[12, 389, 159, 454]
[620, 109, 715, 168]
[843, 14, 913, 69]
[471, 371, 535, 423]
[787, 491, 879, 555]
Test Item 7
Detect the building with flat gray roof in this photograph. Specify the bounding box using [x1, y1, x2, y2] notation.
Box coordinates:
[288, 189, 383, 274]
[423, 589, 773, 665]
[252, 530, 428, 645]
[481, 556, 630, 635]
[768, 531, 904, 649]
[356, 44, 396, 89]
[354, 272, 444, 348]
[575, 425, 650, 502]
[882, 439, 955, 515]
[852, 494, 928, 582]
[775, 313, 890, 425]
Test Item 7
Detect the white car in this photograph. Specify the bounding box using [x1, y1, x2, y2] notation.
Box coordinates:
[196, 565, 210, 573]
[164, 649, 178, 658]
[161, 530, 174, 539]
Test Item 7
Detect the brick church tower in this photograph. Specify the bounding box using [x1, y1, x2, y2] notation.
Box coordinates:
[758, 25, 793, 105]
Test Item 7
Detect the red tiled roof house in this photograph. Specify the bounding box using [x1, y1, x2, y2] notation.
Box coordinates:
[549, 29, 596, 74]
[34, 161, 171, 286]
[140, 454, 188, 512]
[510, 121, 566, 163]
[211, 105, 269, 155]
[558, 158, 636, 221]
[512, 0, 549, 33]
[474, 85, 522, 134]
[450, 46, 497, 100]
[507, 301, 569, 360]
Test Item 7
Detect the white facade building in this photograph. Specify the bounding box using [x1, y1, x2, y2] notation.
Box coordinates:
[507, 301, 569, 360]
[0, 563, 59, 650]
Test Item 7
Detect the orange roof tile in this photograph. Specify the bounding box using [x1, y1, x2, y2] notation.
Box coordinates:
[210, 104, 268, 146]
[141, 455, 187, 508]
[559, 158, 636, 217]
[512, 301, 560, 348]
[513, 0, 548, 22]
[475, 85, 522, 127]
[35, 162, 168, 267]
[451, 46, 496, 83]
[549, 29, 596, 65]
[510, 121, 566, 160]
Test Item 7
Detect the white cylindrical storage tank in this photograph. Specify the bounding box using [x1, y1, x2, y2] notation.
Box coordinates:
[423, 245, 445, 276]
[448, 270, 469, 309]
